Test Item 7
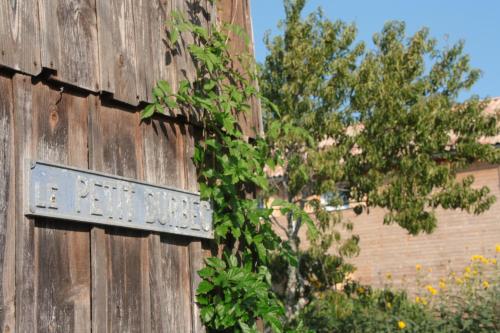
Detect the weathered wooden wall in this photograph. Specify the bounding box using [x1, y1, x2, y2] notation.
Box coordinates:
[0, 0, 259, 332]
[1, 73, 205, 332]
[217, 0, 263, 137]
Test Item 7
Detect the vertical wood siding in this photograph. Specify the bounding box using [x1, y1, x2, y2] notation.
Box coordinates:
[143, 118, 193, 333]
[217, 0, 263, 137]
[89, 103, 150, 333]
[0, 0, 41, 75]
[39, 0, 100, 91]
[0, 74, 15, 333]
[13, 75, 92, 333]
[0, 0, 262, 137]
[0, 1, 260, 331]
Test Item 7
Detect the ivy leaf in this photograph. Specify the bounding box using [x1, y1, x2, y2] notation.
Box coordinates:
[239, 321, 258, 333]
[203, 80, 216, 92]
[263, 313, 283, 333]
[200, 306, 215, 323]
[198, 267, 215, 278]
[205, 257, 226, 270]
[228, 254, 238, 268]
[169, 28, 179, 45]
[157, 80, 172, 95]
[197, 281, 214, 295]
[140, 104, 155, 119]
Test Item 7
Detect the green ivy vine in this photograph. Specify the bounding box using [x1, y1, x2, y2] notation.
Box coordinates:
[141, 12, 296, 332]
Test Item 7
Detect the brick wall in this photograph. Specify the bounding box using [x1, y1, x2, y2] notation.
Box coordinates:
[346, 163, 500, 289]
[270, 163, 500, 290]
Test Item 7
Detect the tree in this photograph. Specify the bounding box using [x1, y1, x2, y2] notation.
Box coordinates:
[260, 0, 499, 322]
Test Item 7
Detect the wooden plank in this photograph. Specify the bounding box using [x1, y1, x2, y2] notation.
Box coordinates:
[132, 0, 155, 103]
[130, 0, 212, 117]
[245, 0, 264, 136]
[13, 74, 36, 333]
[184, 123, 209, 333]
[89, 102, 151, 333]
[0, 0, 41, 75]
[172, 0, 196, 85]
[160, 236, 193, 332]
[142, 117, 180, 333]
[189, 239, 205, 333]
[142, 117, 193, 332]
[33, 86, 91, 333]
[38, 0, 100, 92]
[13, 74, 92, 332]
[148, 0, 174, 104]
[216, 0, 261, 137]
[96, 0, 140, 105]
[0, 74, 15, 333]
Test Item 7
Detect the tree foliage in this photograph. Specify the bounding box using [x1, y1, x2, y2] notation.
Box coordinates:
[260, 0, 499, 322]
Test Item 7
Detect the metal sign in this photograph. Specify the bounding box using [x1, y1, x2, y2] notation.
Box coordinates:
[25, 160, 214, 239]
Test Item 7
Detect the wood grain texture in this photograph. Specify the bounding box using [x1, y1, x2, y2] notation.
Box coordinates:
[216, 0, 262, 138]
[0, 0, 41, 75]
[38, 0, 100, 91]
[89, 102, 151, 333]
[96, 0, 140, 105]
[172, 0, 196, 86]
[142, 117, 181, 333]
[131, 0, 155, 103]
[184, 124, 207, 333]
[158, 0, 212, 123]
[189, 239, 205, 333]
[0, 73, 15, 333]
[142, 117, 194, 332]
[149, 0, 174, 104]
[13, 74, 91, 333]
[33, 85, 91, 333]
[0, 0, 260, 132]
[13, 74, 38, 333]
[160, 235, 193, 332]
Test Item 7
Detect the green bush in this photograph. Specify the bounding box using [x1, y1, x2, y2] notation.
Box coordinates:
[414, 252, 500, 333]
[294, 284, 439, 333]
[292, 247, 500, 332]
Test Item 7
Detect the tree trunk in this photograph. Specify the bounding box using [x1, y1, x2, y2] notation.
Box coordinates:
[284, 230, 299, 318]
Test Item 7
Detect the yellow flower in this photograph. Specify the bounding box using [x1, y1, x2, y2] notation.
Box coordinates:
[387, 302, 392, 309]
[496, 244, 500, 253]
[439, 281, 446, 289]
[426, 285, 438, 296]
[415, 264, 422, 271]
[415, 296, 427, 305]
[483, 280, 490, 289]
[357, 287, 365, 294]
[465, 266, 471, 273]
[398, 321, 407, 329]
[386, 273, 392, 280]
[490, 258, 497, 265]
[471, 255, 490, 265]
[455, 277, 464, 285]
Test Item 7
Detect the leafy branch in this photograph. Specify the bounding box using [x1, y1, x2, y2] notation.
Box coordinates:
[142, 12, 292, 333]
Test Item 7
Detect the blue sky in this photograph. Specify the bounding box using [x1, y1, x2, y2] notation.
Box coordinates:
[250, 0, 500, 99]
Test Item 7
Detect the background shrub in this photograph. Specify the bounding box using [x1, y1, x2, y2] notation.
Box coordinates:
[291, 247, 500, 332]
